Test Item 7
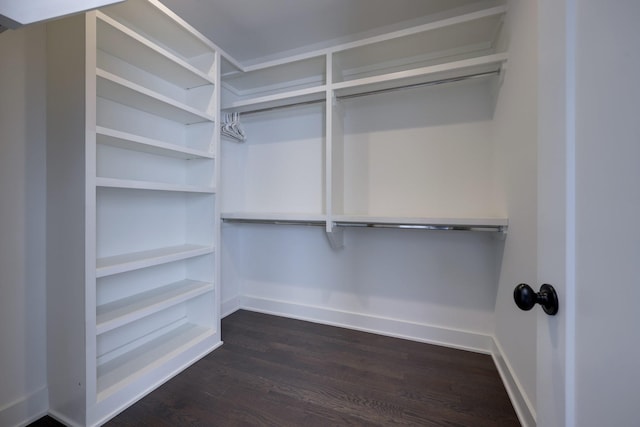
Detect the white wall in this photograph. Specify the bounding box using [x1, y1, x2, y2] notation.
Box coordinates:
[491, 0, 538, 425]
[230, 225, 503, 344]
[221, 77, 505, 350]
[0, 25, 49, 426]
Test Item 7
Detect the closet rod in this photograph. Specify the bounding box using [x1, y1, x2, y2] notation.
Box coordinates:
[235, 98, 326, 116]
[333, 221, 506, 233]
[222, 218, 326, 227]
[230, 69, 501, 116]
[335, 69, 500, 101]
[223, 218, 506, 233]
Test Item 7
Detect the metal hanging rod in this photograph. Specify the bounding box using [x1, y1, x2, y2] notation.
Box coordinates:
[334, 221, 506, 233]
[335, 70, 500, 101]
[335, 222, 506, 232]
[222, 218, 326, 227]
[223, 217, 506, 233]
[229, 69, 500, 116]
[238, 98, 326, 116]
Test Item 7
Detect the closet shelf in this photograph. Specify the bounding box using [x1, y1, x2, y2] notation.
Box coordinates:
[96, 69, 215, 124]
[222, 212, 327, 225]
[222, 85, 327, 114]
[332, 215, 508, 232]
[97, 322, 214, 401]
[333, 53, 507, 99]
[222, 213, 507, 233]
[102, 0, 217, 67]
[96, 126, 214, 159]
[96, 177, 215, 193]
[96, 280, 214, 335]
[220, 54, 507, 115]
[96, 12, 215, 89]
[96, 244, 214, 278]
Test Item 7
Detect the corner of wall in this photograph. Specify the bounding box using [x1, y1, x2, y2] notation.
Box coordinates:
[0, 387, 48, 427]
[491, 337, 536, 427]
[221, 295, 244, 318]
[0, 23, 49, 427]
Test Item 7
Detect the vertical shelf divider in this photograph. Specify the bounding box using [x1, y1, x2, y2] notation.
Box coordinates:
[325, 53, 344, 249]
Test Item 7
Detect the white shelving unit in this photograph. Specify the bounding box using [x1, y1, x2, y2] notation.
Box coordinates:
[46, 1, 222, 425]
[220, 2, 509, 242]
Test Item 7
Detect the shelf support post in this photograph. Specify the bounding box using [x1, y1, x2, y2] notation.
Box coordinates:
[325, 222, 344, 249]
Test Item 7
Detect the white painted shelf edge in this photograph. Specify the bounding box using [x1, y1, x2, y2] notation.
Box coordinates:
[332, 53, 508, 97]
[96, 68, 215, 124]
[102, 0, 223, 62]
[96, 177, 215, 193]
[222, 85, 327, 114]
[222, 212, 507, 231]
[96, 11, 215, 88]
[222, 212, 327, 223]
[96, 322, 214, 401]
[96, 244, 214, 278]
[96, 126, 214, 159]
[96, 280, 215, 335]
[332, 215, 508, 228]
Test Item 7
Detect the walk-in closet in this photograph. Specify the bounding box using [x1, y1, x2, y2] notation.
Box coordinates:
[2, 0, 639, 426]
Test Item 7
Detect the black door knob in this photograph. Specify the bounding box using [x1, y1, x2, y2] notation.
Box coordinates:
[513, 283, 559, 316]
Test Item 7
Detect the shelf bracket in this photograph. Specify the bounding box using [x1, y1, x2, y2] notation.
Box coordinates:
[325, 223, 344, 250]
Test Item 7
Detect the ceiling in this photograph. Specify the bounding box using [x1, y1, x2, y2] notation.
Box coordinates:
[160, 0, 486, 66]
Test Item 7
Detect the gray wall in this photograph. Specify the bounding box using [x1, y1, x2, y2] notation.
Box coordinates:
[0, 25, 48, 426]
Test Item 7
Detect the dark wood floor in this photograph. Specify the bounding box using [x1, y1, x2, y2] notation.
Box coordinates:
[32, 310, 519, 426]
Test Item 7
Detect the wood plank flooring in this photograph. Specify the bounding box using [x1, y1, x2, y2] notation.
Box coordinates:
[32, 310, 520, 426]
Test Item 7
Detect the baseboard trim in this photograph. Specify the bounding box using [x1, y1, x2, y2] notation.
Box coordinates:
[221, 295, 244, 318]
[491, 338, 536, 427]
[241, 295, 494, 354]
[47, 409, 82, 427]
[0, 386, 48, 427]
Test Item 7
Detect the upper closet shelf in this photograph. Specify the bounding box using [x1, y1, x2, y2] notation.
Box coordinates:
[96, 69, 215, 124]
[96, 12, 215, 89]
[96, 126, 214, 160]
[223, 85, 327, 114]
[333, 53, 507, 99]
[101, 0, 218, 72]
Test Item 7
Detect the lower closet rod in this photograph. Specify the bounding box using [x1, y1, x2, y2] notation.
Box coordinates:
[222, 218, 325, 227]
[223, 218, 506, 233]
[334, 222, 506, 233]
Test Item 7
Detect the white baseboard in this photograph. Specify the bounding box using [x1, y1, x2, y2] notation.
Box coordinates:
[491, 338, 536, 427]
[0, 386, 48, 427]
[47, 409, 83, 427]
[241, 295, 494, 354]
[221, 295, 244, 318]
